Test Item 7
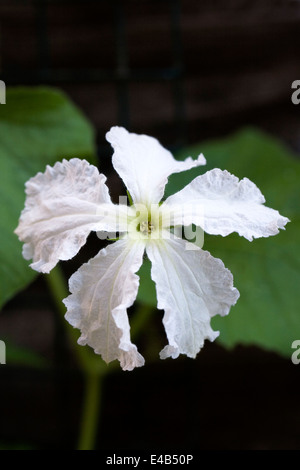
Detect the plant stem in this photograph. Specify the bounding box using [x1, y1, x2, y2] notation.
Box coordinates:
[46, 266, 107, 449]
[131, 302, 154, 339]
[46, 265, 90, 370]
[77, 370, 103, 450]
[45, 265, 155, 450]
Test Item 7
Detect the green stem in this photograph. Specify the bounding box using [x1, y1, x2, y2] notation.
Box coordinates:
[46, 265, 90, 370]
[45, 266, 107, 450]
[45, 265, 155, 450]
[130, 302, 154, 339]
[78, 370, 103, 450]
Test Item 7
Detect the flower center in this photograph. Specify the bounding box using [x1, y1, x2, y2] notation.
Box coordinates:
[126, 203, 167, 241]
[139, 220, 155, 235]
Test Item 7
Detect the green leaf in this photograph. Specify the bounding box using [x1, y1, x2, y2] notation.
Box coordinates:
[137, 128, 300, 358]
[0, 86, 97, 308]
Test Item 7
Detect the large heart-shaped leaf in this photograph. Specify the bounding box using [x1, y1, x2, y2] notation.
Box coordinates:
[0, 87, 97, 308]
[137, 128, 300, 358]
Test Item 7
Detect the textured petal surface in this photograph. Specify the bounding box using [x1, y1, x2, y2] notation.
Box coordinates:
[64, 239, 145, 371]
[163, 168, 289, 240]
[146, 237, 239, 360]
[106, 126, 206, 206]
[15, 158, 130, 273]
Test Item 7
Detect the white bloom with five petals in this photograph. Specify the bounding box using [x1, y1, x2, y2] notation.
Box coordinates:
[15, 127, 289, 371]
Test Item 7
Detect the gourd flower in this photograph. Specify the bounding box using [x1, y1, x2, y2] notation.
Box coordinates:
[15, 127, 289, 370]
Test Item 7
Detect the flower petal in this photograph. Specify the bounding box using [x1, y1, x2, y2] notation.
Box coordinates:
[15, 158, 130, 273]
[146, 237, 239, 360]
[64, 238, 145, 371]
[106, 126, 206, 206]
[163, 168, 290, 240]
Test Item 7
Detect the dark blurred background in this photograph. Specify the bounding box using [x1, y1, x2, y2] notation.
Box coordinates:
[1, 0, 300, 450]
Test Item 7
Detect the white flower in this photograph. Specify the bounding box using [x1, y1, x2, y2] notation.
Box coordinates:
[15, 127, 289, 371]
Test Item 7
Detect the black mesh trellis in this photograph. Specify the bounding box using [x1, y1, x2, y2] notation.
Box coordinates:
[0, 0, 186, 145]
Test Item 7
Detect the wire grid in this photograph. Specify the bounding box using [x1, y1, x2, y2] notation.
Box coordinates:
[0, 0, 187, 382]
[1, 0, 186, 143]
